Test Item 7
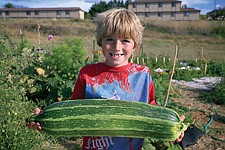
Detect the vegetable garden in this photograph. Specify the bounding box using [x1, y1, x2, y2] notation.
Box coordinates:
[1, 19, 225, 149]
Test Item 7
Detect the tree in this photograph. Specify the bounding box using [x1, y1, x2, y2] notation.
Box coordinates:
[4, 3, 15, 8]
[89, 1, 107, 18]
[88, 0, 128, 18]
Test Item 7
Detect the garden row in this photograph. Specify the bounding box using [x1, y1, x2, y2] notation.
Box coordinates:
[0, 33, 224, 149]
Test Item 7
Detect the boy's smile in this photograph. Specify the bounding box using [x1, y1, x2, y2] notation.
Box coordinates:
[109, 53, 125, 58]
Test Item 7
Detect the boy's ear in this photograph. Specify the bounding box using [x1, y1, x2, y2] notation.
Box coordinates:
[133, 45, 138, 51]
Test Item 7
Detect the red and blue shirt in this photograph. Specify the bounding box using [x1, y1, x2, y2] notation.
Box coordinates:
[72, 62, 156, 150]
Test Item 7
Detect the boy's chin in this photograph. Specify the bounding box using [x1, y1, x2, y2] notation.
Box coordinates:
[105, 61, 129, 67]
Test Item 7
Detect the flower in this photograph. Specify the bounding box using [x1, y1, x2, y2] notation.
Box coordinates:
[57, 97, 62, 101]
[36, 68, 45, 76]
[48, 35, 53, 41]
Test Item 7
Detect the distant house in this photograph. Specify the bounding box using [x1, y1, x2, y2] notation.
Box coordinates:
[207, 9, 225, 20]
[0, 7, 84, 20]
[128, 0, 200, 21]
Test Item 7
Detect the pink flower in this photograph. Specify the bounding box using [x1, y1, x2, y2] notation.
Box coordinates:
[48, 35, 53, 41]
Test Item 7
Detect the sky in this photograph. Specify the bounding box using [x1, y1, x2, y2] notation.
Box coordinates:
[0, 0, 225, 14]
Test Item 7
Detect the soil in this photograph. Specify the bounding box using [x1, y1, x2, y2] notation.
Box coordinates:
[171, 84, 225, 150]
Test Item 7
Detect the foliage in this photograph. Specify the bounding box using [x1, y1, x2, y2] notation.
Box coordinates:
[153, 73, 170, 106]
[0, 85, 48, 150]
[210, 25, 225, 38]
[209, 78, 225, 104]
[200, 78, 225, 105]
[205, 61, 225, 104]
[89, 0, 128, 18]
[4, 3, 15, 8]
[24, 38, 86, 107]
[207, 61, 225, 76]
[89, 1, 107, 18]
[143, 138, 182, 150]
[43, 38, 85, 78]
[200, 15, 207, 20]
[213, 8, 225, 19]
[0, 35, 54, 150]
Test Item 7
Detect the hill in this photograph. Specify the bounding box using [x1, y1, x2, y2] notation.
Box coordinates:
[0, 18, 225, 62]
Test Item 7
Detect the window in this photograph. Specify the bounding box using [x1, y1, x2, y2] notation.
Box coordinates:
[65, 10, 70, 15]
[145, 12, 150, 17]
[172, 2, 176, 7]
[158, 2, 163, 7]
[35, 11, 39, 15]
[56, 10, 61, 15]
[158, 12, 162, 17]
[171, 12, 176, 17]
[184, 11, 189, 16]
[145, 3, 150, 8]
[133, 3, 137, 8]
[26, 11, 31, 15]
[0, 11, 2, 15]
[6, 11, 10, 15]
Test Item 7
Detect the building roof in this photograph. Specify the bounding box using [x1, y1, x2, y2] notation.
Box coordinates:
[180, 8, 200, 12]
[0, 7, 83, 12]
[130, 0, 181, 3]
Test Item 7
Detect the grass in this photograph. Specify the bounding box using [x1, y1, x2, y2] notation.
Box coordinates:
[0, 18, 225, 62]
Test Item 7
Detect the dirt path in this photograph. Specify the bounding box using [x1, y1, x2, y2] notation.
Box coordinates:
[172, 84, 225, 150]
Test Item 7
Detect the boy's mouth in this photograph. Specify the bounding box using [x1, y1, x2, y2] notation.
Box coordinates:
[109, 53, 124, 57]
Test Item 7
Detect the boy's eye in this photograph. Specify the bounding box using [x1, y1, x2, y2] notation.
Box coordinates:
[122, 39, 131, 43]
[105, 38, 114, 42]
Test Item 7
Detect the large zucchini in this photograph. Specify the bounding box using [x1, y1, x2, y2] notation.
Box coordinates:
[28, 99, 187, 141]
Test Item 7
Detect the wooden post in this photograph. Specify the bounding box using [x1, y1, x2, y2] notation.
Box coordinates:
[130, 55, 133, 63]
[201, 47, 204, 61]
[37, 21, 41, 50]
[136, 57, 139, 64]
[142, 58, 145, 65]
[3, 12, 6, 21]
[92, 34, 95, 61]
[164, 44, 179, 107]
[146, 58, 149, 65]
[204, 63, 208, 75]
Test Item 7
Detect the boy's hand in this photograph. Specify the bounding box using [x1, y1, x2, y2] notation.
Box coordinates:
[175, 115, 185, 142]
[26, 108, 43, 133]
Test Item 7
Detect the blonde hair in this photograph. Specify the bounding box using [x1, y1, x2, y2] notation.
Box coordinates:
[95, 8, 144, 48]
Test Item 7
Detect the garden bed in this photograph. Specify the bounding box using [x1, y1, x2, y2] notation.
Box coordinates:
[172, 83, 225, 150]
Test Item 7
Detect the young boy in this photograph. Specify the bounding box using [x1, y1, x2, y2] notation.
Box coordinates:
[72, 8, 156, 150]
[28, 8, 184, 150]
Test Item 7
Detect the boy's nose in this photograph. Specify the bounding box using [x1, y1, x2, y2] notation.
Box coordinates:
[114, 40, 122, 51]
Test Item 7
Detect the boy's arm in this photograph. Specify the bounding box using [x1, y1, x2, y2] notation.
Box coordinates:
[71, 72, 85, 99]
[148, 81, 157, 105]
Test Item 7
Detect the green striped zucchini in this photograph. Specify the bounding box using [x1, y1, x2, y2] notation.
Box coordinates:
[28, 99, 187, 141]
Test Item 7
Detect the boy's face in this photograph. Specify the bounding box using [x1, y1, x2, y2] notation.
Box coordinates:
[102, 34, 136, 67]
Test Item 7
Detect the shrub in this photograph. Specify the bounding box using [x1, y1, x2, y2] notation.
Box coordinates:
[200, 78, 225, 105]
[210, 79, 225, 104]
[207, 61, 225, 76]
[0, 84, 50, 149]
[210, 25, 225, 38]
[0, 34, 56, 149]
[23, 38, 87, 107]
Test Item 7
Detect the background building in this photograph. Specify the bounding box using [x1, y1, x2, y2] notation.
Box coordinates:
[0, 7, 84, 20]
[128, 0, 200, 21]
